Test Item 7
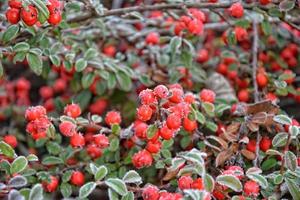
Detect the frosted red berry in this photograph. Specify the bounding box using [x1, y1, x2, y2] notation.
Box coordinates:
[166, 113, 182, 130]
[21, 5, 38, 26]
[132, 149, 153, 169]
[93, 134, 109, 148]
[142, 185, 160, 200]
[200, 89, 215, 103]
[137, 105, 153, 122]
[244, 180, 260, 197]
[42, 176, 59, 192]
[70, 133, 85, 148]
[64, 103, 81, 118]
[70, 171, 85, 186]
[153, 85, 169, 99]
[183, 117, 197, 132]
[259, 136, 271, 152]
[105, 111, 122, 126]
[59, 121, 76, 137]
[178, 175, 193, 190]
[229, 3, 244, 18]
[145, 32, 159, 45]
[6, 8, 20, 24]
[3, 135, 18, 148]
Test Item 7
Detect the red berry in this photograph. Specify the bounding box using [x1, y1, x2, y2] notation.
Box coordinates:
[256, 73, 268, 88]
[89, 98, 108, 115]
[137, 105, 153, 122]
[86, 144, 102, 159]
[142, 185, 160, 200]
[146, 140, 161, 154]
[183, 117, 197, 132]
[238, 89, 249, 102]
[3, 135, 18, 148]
[39, 86, 54, 100]
[159, 124, 174, 140]
[103, 45, 116, 57]
[166, 113, 182, 130]
[191, 178, 204, 190]
[16, 78, 31, 91]
[70, 133, 85, 148]
[244, 180, 260, 197]
[169, 88, 183, 103]
[246, 139, 257, 153]
[234, 27, 248, 42]
[178, 175, 193, 190]
[187, 19, 203, 35]
[25, 106, 47, 121]
[6, 8, 20, 24]
[53, 78, 67, 93]
[42, 176, 59, 192]
[259, 136, 271, 152]
[93, 134, 109, 148]
[132, 149, 153, 169]
[259, 0, 271, 5]
[64, 103, 81, 118]
[105, 111, 122, 126]
[59, 121, 76, 137]
[283, 70, 295, 84]
[196, 49, 209, 63]
[139, 89, 157, 105]
[229, 3, 244, 18]
[184, 93, 195, 104]
[217, 63, 228, 75]
[47, 0, 61, 14]
[21, 5, 38, 26]
[70, 171, 85, 186]
[145, 32, 159, 45]
[9, 0, 22, 9]
[134, 121, 148, 139]
[48, 13, 62, 25]
[153, 85, 169, 99]
[200, 89, 216, 103]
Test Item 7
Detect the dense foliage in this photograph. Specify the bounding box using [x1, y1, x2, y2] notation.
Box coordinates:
[0, 0, 300, 199]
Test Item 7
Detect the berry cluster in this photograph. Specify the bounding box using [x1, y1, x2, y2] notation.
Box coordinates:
[174, 9, 206, 36]
[6, 0, 62, 26]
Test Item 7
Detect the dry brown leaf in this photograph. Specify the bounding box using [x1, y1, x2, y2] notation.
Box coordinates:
[162, 169, 179, 181]
[241, 149, 256, 160]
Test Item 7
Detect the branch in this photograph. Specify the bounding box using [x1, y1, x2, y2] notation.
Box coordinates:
[67, 1, 237, 23]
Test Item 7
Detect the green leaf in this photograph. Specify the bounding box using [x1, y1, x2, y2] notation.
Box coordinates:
[29, 184, 43, 200]
[79, 182, 97, 199]
[42, 156, 64, 165]
[284, 151, 297, 171]
[279, 0, 295, 11]
[108, 188, 119, 200]
[273, 115, 292, 125]
[107, 73, 117, 89]
[26, 52, 43, 75]
[122, 170, 142, 185]
[74, 90, 92, 111]
[75, 58, 87, 72]
[2, 25, 20, 43]
[105, 178, 128, 196]
[62, 171, 72, 183]
[195, 110, 205, 124]
[10, 156, 28, 174]
[146, 124, 158, 140]
[285, 178, 300, 200]
[182, 148, 205, 166]
[227, 30, 237, 45]
[181, 50, 193, 68]
[273, 174, 283, 185]
[109, 137, 119, 152]
[60, 183, 72, 198]
[0, 141, 15, 158]
[247, 173, 268, 189]
[14, 42, 30, 52]
[261, 20, 272, 36]
[289, 125, 299, 138]
[204, 174, 215, 192]
[27, 154, 38, 162]
[268, 8, 283, 18]
[272, 132, 288, 147]
[184, 189, 205, 200]
[169, 36, 182, 55]
[49, 55, 61, 67]
[216, 175, 242, 192]
[84, 48, 98, 60]
[95, 166, 108, 181]
[261, 158, 277, 171]
[0, 61, 3, 77]
[116, 71, 132, 91]
[8, 175, 27, 188]
[202, 102, 215, 117]
[205, 121, 218, 132]
[81, 73, 96, 89]
[121, 191, 134, 200]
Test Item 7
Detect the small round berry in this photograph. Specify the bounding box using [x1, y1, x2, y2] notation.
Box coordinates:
[137, 105, 153, 122]
[199, 89, 216, 103]
[21, 5, 38, 26]
[238, 89, 249, 102]
[25, 106, 47, 121]
[183, 117, 198, 132]
[229, 3, 244, 18]
[187, 19, 203, 35]
[64, 103, 81, 118]
[244, 180, 260, 197]
[9, 0, 22, 9]
[93, 134, 109, 148]
[134, 121, 148, 139]
[132, 149, 153, 169]
[178, 175, 193, 190]
[256, 73, 268, 88]
[139, 89, 157, 105]
[259, 136, 271, 152]
[39, 86, 54, 100]
[53, 78, 67, 93]
[234, 27, 248, 42]
[48, 13, 62, 25]
[159, 124, 174, 140]
[259, 0, 271, 5]
[59, 121, 76, 137]
[146, 140, 161, 154]
[103, 44, 116, 57]
[86, 144, 102, 159]
[196, 49, 209, 63]
[145, 32, 160, 45]
[153, 85, 169, 99]
[70, 133, 85, 148]
[105, 111, 122, 126]
[169, 88, 183, 103]
[166, 113, 182, 130]
[6, 8, 20, 24]
[184, 93, 195, 104]
[16, 78, 31, 91]
[42, 176, 59, 192]
[191, 178, 204, 190]
[142, 185, 160, 200]
[70, 171, 85, 186]
[3, 135, 18, 148]
[246, 139, 257, 153]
